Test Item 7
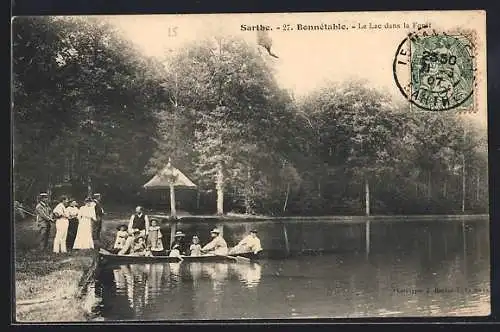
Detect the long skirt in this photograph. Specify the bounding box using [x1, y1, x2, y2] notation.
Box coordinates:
[66, 218, 79, 249]
[73, 218, 94, 249]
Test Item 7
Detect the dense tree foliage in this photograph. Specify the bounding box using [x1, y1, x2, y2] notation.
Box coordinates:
[12, 17, 488, 215]
[13, 17, 165, 203]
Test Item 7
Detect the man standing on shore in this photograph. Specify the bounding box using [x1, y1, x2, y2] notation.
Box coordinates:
[92, 193, 104, 242]
[52, 195, 70, 253]
[35, 193, 54, 251]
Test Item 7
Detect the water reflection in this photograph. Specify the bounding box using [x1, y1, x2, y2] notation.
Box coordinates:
[102, 260, 264, 319]
[96, 219, 490, 320]
[231, 263, 262, 289]
[202, 263, 229, 291]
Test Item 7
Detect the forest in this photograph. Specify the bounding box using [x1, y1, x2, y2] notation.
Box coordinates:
[12, 16, 489, 216]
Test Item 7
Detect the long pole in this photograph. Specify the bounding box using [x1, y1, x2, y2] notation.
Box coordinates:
[170, 184, 176, 217]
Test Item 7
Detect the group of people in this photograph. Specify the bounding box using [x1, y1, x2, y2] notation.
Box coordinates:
[111, 206, 263, 258]
[35, 192, 104, 253]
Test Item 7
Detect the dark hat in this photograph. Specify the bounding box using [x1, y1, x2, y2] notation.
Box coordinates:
[210, 228, 220, 234]
[250, 229, 258, 234]
[116, 224, 128, 230]
[174, 231, 185, 237]
[84, 196, 93, 202]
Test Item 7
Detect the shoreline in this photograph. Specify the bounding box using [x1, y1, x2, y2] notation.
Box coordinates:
[13, 213, 489, 322]
[14, 218, 99, 323]
[149, 213, 490, 223]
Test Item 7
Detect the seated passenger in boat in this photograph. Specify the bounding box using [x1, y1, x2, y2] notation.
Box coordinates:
[189, 235, 202, 256]
[112, 224, 129, 253]
[118, 230, 148, 256]
[168, 243, 182, 257]
[228, 229, 262, 257]
[129, 235, 151, 257]
[201, 228, 228, 256]
[170, 230, 189, 255]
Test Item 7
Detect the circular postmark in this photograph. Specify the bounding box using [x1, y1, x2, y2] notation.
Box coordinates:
[393, 29, 475, 111]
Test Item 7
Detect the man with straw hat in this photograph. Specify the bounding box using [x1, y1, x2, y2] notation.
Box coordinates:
[229, 229, 263, 257]
[170, 230, 188, 256]
[201, 228, 228, 256]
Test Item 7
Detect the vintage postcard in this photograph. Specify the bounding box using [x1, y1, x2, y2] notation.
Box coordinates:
[12, 10, 488, 322]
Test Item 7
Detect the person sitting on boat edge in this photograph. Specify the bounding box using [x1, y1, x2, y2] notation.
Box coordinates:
[201, 228, 228, 256]
[170, 230, 189, 256]
[228, 229, 262, 258]
[189, 235, 202, 256]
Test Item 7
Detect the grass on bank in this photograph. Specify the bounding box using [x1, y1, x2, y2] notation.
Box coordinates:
[14, 218, 96, 322]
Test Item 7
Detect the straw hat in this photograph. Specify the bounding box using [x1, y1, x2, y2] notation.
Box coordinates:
[174, 231, 185, 237]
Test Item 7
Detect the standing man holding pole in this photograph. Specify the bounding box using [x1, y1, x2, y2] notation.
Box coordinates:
[35, 193, 54, 251]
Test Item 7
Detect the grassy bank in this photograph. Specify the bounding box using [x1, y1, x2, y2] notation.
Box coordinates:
[14, 218, 96, 323]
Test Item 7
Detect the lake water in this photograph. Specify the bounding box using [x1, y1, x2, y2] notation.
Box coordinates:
[91, 218, 490, 320]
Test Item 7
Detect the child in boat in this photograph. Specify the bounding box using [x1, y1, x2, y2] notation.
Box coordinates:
[147, 219, 164, 253]
[189, 235, 202, 256]
[130, 235, 149, 256]
[113, 224, 129, 253]
[169, 243, 182, 257]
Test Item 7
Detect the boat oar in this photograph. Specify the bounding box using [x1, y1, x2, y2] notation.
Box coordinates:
[226, 255, 251, 263]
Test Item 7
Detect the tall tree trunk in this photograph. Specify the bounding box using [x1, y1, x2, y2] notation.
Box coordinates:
[283, 182, 290, 213]
[365, 178, 370, 216]
[47, 175, 53, 200]
[244, 167, 251, 214]
[443, 178, 447, 198]
[476, 169, 480, 201]
[427, 170, 432, 199]
[216, 162, 224, 215]
[87, 175, 92, 197]
[196, 190, 201, 210]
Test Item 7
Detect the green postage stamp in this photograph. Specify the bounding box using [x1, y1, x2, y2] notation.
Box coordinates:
[393, 27, 477, 112]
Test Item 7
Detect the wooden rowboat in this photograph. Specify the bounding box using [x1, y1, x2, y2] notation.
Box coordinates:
[98, 249, 256, 265]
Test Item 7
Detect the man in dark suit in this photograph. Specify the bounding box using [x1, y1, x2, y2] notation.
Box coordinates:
[35, 193, 54, 250]
[92, 193, 104, 242]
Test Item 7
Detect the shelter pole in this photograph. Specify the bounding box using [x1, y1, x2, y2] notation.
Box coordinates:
[170, 184, 177, 217]
[365, 220, 371, 257]
[170, 222, 177, 249]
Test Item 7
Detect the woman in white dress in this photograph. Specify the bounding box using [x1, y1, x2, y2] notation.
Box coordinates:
[73, 197, 95, 249]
